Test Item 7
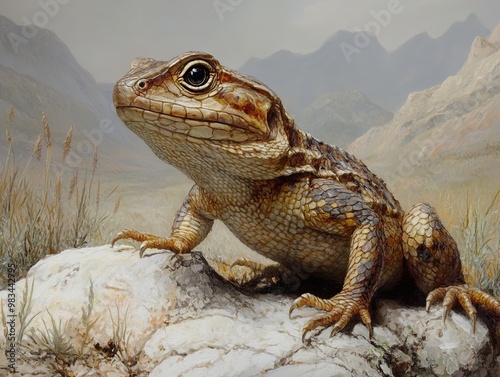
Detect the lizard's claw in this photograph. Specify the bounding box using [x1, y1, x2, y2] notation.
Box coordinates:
[290, 292, 373, 345]
[111, 229, 159, 248]
[426, 284, 500, 333]
[111, 230, 130, 247]
[139, 241, 151, 258]
[110, 229, 185, 258]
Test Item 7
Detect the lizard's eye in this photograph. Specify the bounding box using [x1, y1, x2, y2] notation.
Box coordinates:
[179, 61, 214, 92]
[136, 79, 149, 90]
[184, 65, 209, 86]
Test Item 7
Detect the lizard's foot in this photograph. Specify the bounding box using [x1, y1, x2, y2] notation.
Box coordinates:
[426, 284, 500, 332]
[289, 291, 373, 344]
[228, 258, 300, 291]
[231, 258, 271, 273]
[111, 229, 188, 258]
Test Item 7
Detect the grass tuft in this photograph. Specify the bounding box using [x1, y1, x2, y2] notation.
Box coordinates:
[0, 111, 111, 289]
[77, 279, 99, 357]
[17, 278, 40, 345]
[109, 305, 140, 372]
[27, 310, 75, 356]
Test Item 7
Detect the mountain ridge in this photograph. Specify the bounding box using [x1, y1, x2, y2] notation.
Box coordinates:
[348, 23, 500, 189]
[240, 13, 490, 113]
[0, 15, 103, 112]
[294, 90, 393, 148]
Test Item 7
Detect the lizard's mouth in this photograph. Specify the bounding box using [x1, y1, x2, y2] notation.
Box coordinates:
[113, 75, 271, 143]
[115, 105, 265, 143]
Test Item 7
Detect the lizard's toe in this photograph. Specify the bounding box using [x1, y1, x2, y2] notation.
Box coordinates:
[426, 284, 500, 332]
[290, 292, 373, 344]
[110, 229, 160, 248]
[111, 229, 131, 247]
[290, 293, 335, 318]
[110, 230, 187, 257]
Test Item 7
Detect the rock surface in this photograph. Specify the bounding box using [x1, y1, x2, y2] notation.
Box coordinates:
[1, 245, 499, 376]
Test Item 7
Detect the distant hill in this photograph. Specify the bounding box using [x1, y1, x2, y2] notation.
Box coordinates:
[349, 23, 500, 189]
[294, 90, 393, 148]
[240, 14, 490, 113]
[0, 15, 165, 174]
[0, 16, 103, 111]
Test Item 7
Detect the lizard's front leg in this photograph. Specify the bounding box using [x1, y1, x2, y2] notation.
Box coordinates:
[111, 185, 215, 257]
[289, 179, 386, 343]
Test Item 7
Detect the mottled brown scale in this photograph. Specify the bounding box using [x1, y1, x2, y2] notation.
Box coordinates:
[111, 51, 500, 343]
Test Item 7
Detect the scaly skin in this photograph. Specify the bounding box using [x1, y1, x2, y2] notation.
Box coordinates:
[111, 52, 500, 343]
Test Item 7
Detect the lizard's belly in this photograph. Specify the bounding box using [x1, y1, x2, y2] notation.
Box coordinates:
[220, 203, 351, 283]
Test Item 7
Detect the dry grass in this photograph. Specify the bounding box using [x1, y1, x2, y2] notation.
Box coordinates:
[0, 108, 111, 288]
[457, 188, 500, 297]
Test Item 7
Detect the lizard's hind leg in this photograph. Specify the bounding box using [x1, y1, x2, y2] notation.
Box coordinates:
[402, 203, 500, 330]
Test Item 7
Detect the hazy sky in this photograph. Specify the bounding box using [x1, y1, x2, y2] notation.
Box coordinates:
[2, 0, 499, 83]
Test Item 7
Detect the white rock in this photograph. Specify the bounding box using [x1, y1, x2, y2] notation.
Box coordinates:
[0, 245, 498, 376]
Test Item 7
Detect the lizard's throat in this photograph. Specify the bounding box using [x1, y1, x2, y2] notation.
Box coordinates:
[121, 116, 291, 182]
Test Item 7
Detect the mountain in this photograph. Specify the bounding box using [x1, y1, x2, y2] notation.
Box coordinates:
[240, 14, 490, 113]
[0, 15, 164, 174]
[241, 30, 389, 114]
[0, 16, 103, 112]
[294, 90, 393, 148]
[349, 23, 500, 189]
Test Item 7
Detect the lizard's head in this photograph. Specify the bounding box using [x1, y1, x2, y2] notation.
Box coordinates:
[113, 51, 296, 179]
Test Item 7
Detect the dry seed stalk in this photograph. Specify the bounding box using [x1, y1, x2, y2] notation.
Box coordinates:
[33, 134, 43, 161]
[42, 112, 52, 150]
[9, 105, 14, 127]
[63, 125, 74, 161]
[95, 181, 101, 210]
[5, 128, 12, 145]
[69, 171, 78, 200]
[113, 196, 121, 214]
[92, 145, 98, 175]
[55, 178, 62, 204]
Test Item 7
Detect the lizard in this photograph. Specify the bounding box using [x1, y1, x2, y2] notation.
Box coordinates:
[111, 51, 500, 342]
